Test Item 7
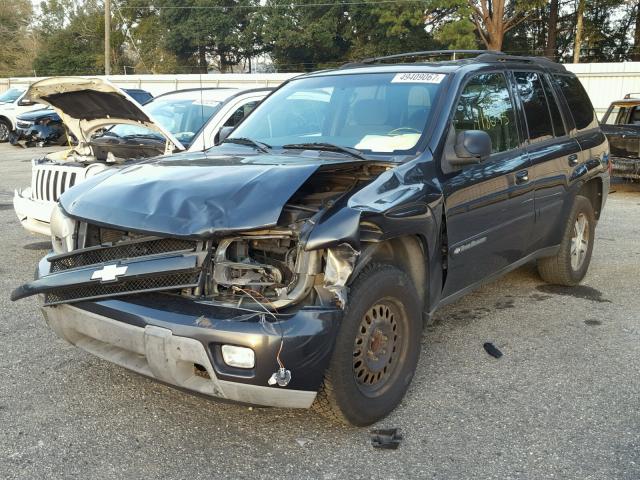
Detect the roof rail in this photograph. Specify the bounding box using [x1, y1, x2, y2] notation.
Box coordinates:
[360, 50, 503, 64]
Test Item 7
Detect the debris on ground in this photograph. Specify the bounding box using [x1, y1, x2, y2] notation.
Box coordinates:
[370, 428, 402, 450]
[483, 342, 503, 359]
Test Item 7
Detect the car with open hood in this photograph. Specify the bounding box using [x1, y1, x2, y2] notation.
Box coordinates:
[0, 87, 46, 142]
[12, 51, 610, 426]
[13, 78, 272, 235]
[8, 89, 153, 148]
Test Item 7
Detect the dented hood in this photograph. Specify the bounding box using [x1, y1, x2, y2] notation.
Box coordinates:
[25, 77, 185, 151]
[58, 152, 343, 237]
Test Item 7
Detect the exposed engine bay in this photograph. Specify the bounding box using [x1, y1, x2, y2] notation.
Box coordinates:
[37, 161, 391, 311]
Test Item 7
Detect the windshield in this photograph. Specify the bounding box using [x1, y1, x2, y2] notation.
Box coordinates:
[229, 72, 446, 155]
[107, 93, 223, 146]
[0, 88, 24, 103]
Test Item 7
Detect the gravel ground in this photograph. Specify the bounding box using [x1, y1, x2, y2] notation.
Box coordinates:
[0, 143, 639, 480]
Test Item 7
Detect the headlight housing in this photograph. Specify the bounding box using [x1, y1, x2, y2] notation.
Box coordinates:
[50, 203, 76, 254]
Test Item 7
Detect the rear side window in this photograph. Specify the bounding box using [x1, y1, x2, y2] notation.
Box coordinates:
[552, 74, 597, 131]
[514, 72, 554, 142]
[453, 73, 519, 154]
[541, 76, 566, 136]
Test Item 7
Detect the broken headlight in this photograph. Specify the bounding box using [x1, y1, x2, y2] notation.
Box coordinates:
[50, 203, 76, 254]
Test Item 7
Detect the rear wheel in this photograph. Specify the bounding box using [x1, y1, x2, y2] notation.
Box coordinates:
[537, 195, 595, 286]
[0, 120, 10, 142]
[313, 263, 422, 426]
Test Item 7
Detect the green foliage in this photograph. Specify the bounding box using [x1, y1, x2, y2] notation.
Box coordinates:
[260, 0, 351, 71]
[0, 0, 35, 76]
[2, 0, 638, 77]
[157, 0, 263, 72]
[33, 0, 130, 75]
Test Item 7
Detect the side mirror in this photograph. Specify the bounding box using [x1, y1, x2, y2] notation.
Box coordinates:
[452, 130, 492, 166]
[217, 126, 234, 144]
[18, 98, 36, 107]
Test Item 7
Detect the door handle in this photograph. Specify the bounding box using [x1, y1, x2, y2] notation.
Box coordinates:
[515, 170, 529, 185]
[568, 153, 579, 166]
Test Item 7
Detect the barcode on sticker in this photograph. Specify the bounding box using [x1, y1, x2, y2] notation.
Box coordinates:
[391, 73, 446, 84]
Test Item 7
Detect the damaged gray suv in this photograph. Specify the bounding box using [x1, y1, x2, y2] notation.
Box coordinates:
[13, 51, 610, 426]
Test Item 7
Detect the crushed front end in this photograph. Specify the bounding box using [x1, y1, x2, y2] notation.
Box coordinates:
[12, 159, 386, 407]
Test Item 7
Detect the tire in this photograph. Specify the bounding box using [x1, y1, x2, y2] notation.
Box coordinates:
[537, 195, 596, 286]
[0, 119, 10, 142]
[313, 263, 422, 426]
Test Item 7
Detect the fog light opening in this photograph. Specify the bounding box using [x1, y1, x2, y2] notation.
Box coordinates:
[193, 363, 210, 379]
[221, 345, 255, 369]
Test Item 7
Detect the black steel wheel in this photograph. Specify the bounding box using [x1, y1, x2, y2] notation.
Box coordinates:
[313, 263, 422, 426]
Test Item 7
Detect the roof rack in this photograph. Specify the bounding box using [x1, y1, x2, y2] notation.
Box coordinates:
[360, 50, 503, 64]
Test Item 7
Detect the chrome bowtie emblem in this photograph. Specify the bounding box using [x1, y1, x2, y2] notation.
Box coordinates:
[91, 264, 128, 282]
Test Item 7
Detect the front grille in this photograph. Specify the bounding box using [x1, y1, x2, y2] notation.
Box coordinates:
[50, 238, 198, 273]
[31, 165, 82, 202]
[44, 271, 200, 305]
[17, 121, 32, 129]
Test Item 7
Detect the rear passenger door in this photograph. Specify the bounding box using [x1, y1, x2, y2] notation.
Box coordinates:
[442, 72, 534, 298]
[513, 71, 582, 252]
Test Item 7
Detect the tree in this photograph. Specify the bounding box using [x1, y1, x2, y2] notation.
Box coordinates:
[347, 3, 444, 59]
[468, 0, 543, 51]
[32, 0, 130, 75]
[633, 1, 640, 61]
[0, 0, 35, 76]
[573, 0, 585, 62]
[260, 0, 350, 71]
[544, 0, 559, 59]
[158, 0, 264, 73]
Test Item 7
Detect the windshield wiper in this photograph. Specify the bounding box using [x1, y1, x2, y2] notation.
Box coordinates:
[222, 137, 271, 153]
[282, 142, 368, 160]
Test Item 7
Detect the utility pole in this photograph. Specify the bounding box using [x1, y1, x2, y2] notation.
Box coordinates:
[104, 0, 111, 75]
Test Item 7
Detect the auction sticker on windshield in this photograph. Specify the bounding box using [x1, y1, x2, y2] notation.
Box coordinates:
[391, 73, 446, 84]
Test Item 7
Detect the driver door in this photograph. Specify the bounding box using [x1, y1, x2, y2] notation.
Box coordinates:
[441, 72, 534, 299]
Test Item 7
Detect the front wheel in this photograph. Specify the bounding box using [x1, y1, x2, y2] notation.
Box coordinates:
[537, 195, 596, 286]
[313, 263, 422, 426]
[0, 120, 10, 142]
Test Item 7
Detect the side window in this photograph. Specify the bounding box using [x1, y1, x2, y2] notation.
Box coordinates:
[603, 106, 626, 125]
[223, 100, 260, 128]
[514, 72, 554, 143]
[552, 74, 597, 131]
[542, 76, 566, 136]
[628, 106, 640, 125]
[453, 72, 519, 154]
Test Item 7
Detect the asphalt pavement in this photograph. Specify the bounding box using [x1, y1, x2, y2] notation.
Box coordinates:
[0, 143, 638, 479]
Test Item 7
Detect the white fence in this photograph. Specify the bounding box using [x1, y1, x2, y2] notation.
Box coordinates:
[0, 73, 299, 97]
[2, 64, 640, 117]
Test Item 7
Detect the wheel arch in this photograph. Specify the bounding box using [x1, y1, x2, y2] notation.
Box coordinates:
[350, 234, 429, 311]
[578, 176, 604, 220]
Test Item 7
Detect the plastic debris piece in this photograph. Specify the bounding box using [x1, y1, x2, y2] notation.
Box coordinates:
[483, 342, 503, 359]
[370, 428, 402, 450]
[268, 368, 291, 387]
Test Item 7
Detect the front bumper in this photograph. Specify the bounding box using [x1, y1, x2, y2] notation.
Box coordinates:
[13, 187, 55, 236]
[41, 295, 341, 408]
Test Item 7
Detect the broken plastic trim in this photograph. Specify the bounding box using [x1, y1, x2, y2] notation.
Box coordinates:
[323, 243, 359, 308]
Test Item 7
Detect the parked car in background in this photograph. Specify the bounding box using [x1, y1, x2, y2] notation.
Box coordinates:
[600, 93, 640, 180]
[0, 87, 45, 142]
[12, 52, 609, 426]
[8, 89, 153, 148]
[13, 77, 271, 236]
